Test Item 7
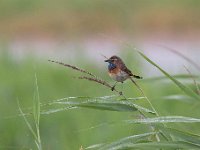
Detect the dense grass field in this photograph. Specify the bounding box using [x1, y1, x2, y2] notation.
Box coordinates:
[1, 45, 200, 149]
[1, 0, 200, 149]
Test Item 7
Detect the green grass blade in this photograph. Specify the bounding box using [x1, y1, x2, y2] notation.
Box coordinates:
[33, 74, 42, 150]
[126, 116, 200, 124]
[41, 106, 77, 115]
[56, 99, 155, 113]
[75, 101, 137, 112]
[115, 141, 200, 149]
[98, 132, 157, 150]
[33, 96, 151, 115]
[85, 143, 106, 149]
[159, 45, 200, 71]
[33, 73, 40, 126]
[17, 100, 38, 141]
[161, 127, 200, 146]
[131, 103, 155, 114]
[138, 51, 200, 101]
[41, 95, 125, 107]
[18, 74, 42, 150]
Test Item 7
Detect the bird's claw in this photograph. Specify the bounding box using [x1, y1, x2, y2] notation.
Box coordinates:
[111, 86, 115, 91]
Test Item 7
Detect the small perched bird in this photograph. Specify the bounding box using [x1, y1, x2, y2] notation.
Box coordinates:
[104, 55, 143, 91]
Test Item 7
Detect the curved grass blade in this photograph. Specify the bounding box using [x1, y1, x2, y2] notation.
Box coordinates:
[41, 106, 77, 115]
[125, 116, 200, 124]
[18, 100, 38, 142]
[115, 141, 200, 149]
[138, 51, 200, 101]
[41, 100, 137, 113]
[97, 132, 157, 150]
[161, 127, 200, 146]
[131, 103, 155, 114]
[85, 143, 106, 150]
[184, 65, 200, 95]
[41, 95, 119, 107]
[158, 45, 200, 71]
[17, 74, 42, 150]
[75, 101, 137, 112]
[56, 99, 155, 113]
[22, 96, 151, 116]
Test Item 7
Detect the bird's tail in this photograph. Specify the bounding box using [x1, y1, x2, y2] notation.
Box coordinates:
[133, 75, 143, 79]
[130, 77, 145, 96]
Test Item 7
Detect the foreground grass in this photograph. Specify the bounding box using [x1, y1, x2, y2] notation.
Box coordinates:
[1, 49, 200, 149]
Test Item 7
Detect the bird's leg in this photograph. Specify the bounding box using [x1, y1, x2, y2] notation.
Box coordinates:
[119, 82, 124, 95]
[111, 82, 118, 91]
[121, 81, 124, 90]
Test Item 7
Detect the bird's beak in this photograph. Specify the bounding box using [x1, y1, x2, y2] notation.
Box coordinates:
[104, 59, 111, 62]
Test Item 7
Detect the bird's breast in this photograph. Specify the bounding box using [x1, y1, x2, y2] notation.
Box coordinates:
[108, 68, 129, 82]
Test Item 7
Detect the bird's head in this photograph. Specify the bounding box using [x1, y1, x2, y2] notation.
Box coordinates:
[104, 55, 122, 70]
[104, 55, 121, 65]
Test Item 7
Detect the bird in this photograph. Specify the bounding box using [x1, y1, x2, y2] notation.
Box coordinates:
[104, 55, 143, 91]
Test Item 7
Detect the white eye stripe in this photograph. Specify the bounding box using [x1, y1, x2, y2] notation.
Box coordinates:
[111, 58, 117, 61]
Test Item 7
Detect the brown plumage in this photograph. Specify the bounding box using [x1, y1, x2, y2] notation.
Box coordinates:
[105, 55, 142, 81]
[105, 55, 143, 91]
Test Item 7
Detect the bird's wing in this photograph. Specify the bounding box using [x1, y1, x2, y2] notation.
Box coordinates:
[120, 63, 134, 76]
[120, 63, 143, 79]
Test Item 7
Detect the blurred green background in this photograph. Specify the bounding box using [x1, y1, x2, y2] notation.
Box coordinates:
[1, 0, 200, 38]
[1, 0, 200, 149]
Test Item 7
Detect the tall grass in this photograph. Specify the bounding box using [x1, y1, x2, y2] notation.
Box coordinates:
[18, 74, 42, 150]
[2, 47, 200, 149]
[45, 50, 200, 149]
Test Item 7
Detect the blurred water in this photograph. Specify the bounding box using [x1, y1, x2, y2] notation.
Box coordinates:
[5, 35, 200, 76]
